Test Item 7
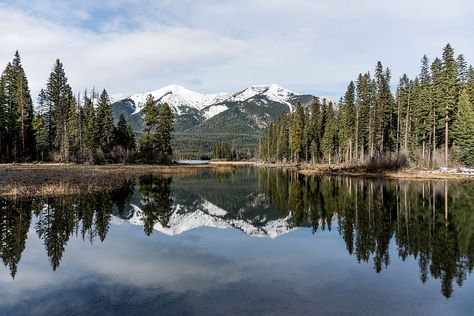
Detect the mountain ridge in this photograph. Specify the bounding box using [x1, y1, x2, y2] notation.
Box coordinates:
[111, 84, 324, 157]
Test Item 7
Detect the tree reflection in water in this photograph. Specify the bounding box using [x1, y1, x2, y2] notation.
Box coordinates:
[1, 169, 473, 298]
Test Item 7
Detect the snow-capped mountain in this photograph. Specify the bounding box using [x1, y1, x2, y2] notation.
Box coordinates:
[122, 84, 231, 116]
[112, 84, 303, 122]
[228, 84, 298, 111]
[111, 84, 319, 156]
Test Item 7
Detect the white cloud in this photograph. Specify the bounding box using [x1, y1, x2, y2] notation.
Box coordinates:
[0, 1, 473, 100]
[0, 7, 249, 98]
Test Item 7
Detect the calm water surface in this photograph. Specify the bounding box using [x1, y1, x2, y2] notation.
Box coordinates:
[1, 167, 473, 315]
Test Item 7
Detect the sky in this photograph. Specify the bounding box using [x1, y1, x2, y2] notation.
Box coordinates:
[0, 0, 473, 101]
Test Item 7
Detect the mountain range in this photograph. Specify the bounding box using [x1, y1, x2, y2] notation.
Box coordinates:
[111, 84, 319, 157]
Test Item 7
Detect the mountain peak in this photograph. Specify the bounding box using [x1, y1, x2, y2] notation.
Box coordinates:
[229, 84, 298, 110]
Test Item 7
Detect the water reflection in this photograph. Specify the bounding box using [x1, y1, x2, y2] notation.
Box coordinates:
[1, 168, 474, 299]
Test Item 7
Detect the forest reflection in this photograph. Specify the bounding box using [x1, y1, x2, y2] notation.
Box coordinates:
[1, 169, 474, 299]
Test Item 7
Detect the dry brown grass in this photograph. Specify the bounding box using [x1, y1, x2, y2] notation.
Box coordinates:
[0, 163, 234, 198]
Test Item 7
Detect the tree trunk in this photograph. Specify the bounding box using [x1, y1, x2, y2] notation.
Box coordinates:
[445, 114, 449, 167]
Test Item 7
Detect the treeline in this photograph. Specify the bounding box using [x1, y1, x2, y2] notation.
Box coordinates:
[260, 44, 474, 168]
[0, 51, 174, 164]
[211, 142, 237, 160]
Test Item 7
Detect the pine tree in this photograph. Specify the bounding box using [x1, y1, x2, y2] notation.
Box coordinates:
[11, 51, 34, 160]
[66, 97, 80, 161]
[321, 102, 337, 164]
[84, 92, 98, 157]
[140, 94, 158, 162]
[0, 75, 5, 161]
[143, 94, 158, 135]
[289, 102, 305, 162]
[155, 103, 174, 163]
[308, 97, 321, 162]
[415, 55, 433, 163]
[452, 89, 474, 166]
[440, 44, 458, 166]
[115, 113, 131, 149]
[1, 62, 19, 161]
[456, 54, 468, 85]
[276, 115, 289, 162]
[96, 89, 115, 154]
[45, 59, 73, 161]
[430, 57, 443, 159]
[467, 66, 474, 107]
[126, 124, 136, 150]
[32, 115, 48, 161]
[339, 81, 355, 163]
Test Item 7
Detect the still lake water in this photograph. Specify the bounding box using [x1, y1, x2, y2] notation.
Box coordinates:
[1, 167, 473, 315]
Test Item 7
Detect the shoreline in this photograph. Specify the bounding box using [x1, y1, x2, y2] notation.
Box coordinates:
[2, 161, 473, 198]
[0, 163, 234, 198]
[258, 162, 474, 181]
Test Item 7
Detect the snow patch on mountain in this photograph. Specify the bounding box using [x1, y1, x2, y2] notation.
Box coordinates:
[201, 104, 228, 119]
[229, 84, 298, 111]
[119, 85, 230, 116]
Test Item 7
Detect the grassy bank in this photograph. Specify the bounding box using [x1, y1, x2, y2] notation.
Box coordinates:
[0, 163, 234, 198]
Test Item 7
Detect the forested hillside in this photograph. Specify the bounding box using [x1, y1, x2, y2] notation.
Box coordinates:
[259, 44, 474, 168]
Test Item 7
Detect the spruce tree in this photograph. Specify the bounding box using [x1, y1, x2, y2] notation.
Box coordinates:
[452, 89, 474, 166]
[115, 113, 130, 149]
[339, 81, 355, 162]
[289, 102, 305, 162]
[416, 55, 433, 163]
[140, 94, 158, 162]
[126, 124, 136, 150]
[84, 92, 98, 157]
[430, 57, 443, 158]
[155, 103, 174, 163]
[45, 59, 72, 160]
[1, 62, 19, 161]
[0, 75, 5, 161]
[96, 89, 115, 154]
[467, 66, 474, 107]
[32, 115, 48, 161]
[440, 44, 458, 166]
[321, 102, 337, 164]
[66, 97, 80, 161]
[11, 51, 34, 160]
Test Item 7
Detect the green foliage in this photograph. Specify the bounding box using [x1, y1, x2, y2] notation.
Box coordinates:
[260, 44, 474, 168]
[0, 51, 34, 161]
[96, 89, 115, 153]
[212, 142, 236, 160]
[66, 97, 80, 161]
[115, 113, 135, 150]
[46, 59, 73, 160]
[32, 115, 48, 161]
[452, 89, 474, 166]
[139, 100, 175, 164]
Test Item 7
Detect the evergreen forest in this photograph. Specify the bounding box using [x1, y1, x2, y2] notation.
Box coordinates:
[0, 52, 174, 164]
[259, 44, 474, 168]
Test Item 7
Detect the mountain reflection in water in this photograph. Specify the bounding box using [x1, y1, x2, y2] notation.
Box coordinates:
[1, 167, 474, 300]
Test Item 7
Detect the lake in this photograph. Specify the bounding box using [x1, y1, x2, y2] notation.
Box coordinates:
[0, 167, 473, 315]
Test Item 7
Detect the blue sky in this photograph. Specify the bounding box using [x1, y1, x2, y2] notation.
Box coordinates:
[0, 0, 473, 100]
